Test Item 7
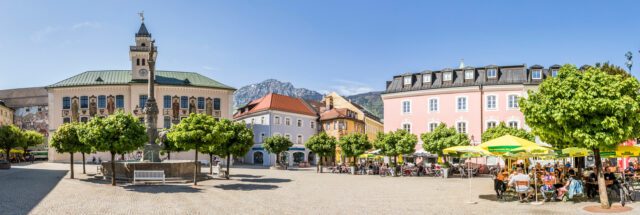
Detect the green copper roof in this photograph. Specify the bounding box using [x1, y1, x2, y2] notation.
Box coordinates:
[47, 70, 235, 90]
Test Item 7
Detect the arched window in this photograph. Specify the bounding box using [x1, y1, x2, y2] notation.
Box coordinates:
[136, 58, 140, 66]
[141, 43, 146, 47]
[142, 59, 146, 66]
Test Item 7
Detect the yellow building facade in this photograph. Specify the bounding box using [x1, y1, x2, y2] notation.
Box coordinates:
[0, 100, 13, 126]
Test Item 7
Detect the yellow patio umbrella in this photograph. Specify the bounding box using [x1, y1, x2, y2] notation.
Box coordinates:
[510, 145, 553, 155]
[443, 145, 493, 157]
[561, 147, 590, 157]
[614, 145, 640, 157]
[478, 135, 541, 154]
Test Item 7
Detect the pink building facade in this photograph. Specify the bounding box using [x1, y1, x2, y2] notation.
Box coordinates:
[382, 64, 559, 148]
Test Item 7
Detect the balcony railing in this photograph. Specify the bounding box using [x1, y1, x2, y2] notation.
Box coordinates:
[129, 46, 158, 52]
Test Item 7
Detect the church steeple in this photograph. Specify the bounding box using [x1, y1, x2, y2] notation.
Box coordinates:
[136, 23, 151, 37]
[130, 12, 157, 81]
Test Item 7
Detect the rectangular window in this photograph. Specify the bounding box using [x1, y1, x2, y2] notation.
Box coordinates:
[62, 97, 71, 109]
[164, 117, 171, 129]
[213, 98, 221, 110]
[197, 97, 205, 109]
[311, 121, 315, 129]
[139, 95, 148, 108]
[180, 96, 188, 108]
[486, 95, 496, 110]
[509, 121, 519, 128]
[285, 134, 291, 141]
[80, 96, 88, 108]
[80, 117, 88, 123]
[98, 95, 106, 108]
[402, 101, 411, 113]
[428, 98, 438, 112]
[116, 95, 124, 108]
[532, 70, 542, 79]
[261, 117, 265, 124]
[457, 97, 467, 111]
[457, 122, 467, 134]
[508, 95, 519, 109]
[464, 70, 474, 79]
[325, 123, 330, 130]
[163, 95, 171, 108]
[402, 123, 411, 133]
[551, 69, 558, 77]
[297, 119, 302, 127]
[285, 117, 291, 126]
[297, 135, 303, 144]
[404, 76, 412, 85]
[487, 69, 497, 78]
[63, 117, 71, 124]
[443, 72, 452, 81]
[487, 121, 497, 129]
[423, 75, 431, 83]
[274, 116, 281, 124]
[261, 133, 265, 143]
[429, 123, 438, 132]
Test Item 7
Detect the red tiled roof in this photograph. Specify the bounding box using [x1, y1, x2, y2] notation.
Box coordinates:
[233, 93, 317, 119]
[319, 108, 359, 121]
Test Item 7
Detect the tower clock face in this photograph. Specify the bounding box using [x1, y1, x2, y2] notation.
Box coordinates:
[138, 69, 148, 77]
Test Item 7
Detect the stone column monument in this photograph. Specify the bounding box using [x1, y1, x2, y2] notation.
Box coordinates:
[142, 39, 161, 162]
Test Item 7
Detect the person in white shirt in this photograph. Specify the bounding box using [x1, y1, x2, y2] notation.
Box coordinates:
[509, 168, 533, 202]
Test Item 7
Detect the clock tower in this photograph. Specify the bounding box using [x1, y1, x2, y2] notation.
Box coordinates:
[130, 16, 157, 80]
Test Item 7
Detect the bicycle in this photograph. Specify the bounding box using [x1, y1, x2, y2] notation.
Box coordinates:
[619, 177, 636, 207]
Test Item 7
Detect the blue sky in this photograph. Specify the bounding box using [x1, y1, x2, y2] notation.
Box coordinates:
[1, 1, 639, 95]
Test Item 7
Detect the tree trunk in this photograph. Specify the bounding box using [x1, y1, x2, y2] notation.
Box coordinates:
[82, 152, 86, 174]
[209, 153, 213, 175]
[317, 156, 321, 173]
[276, 153, 280, 167]
[110, 152, 116, 186]
[70, 152, 75, 179]
[5, 148, 9, 163]
[120, 154, 125, 161]
[193, 148, 198, 186]
[593, 148, 610, 208]
[226, 153, 231, 180]
[167, 151, 171, 160]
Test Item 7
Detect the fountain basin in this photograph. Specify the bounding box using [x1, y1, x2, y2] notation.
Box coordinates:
[101, 160, 203, 182]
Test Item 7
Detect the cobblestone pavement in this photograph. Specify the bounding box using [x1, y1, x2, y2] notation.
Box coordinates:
[1, 162, 638, 215]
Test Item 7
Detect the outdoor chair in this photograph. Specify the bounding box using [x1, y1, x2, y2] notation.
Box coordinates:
[541, 180, 556, 201]
[515, 180, 531, 202]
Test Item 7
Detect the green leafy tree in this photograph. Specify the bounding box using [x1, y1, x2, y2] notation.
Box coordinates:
[520, 64, 640, 208]
[0, 125, 24, 163]
[158, 129, 186, 160]
[481, 122, 534, 142]
[264, 135, 293, 168]
[421, 123, 469, 163]
[80, 111, 148, 186]
[305, 132, 337, 173]
[207, 119, 254, 179]
[167, 113, 216, 185]
[338, 133, 372, 167]
[21, 130, 44, 159]
[51, 123, 85, 179]
[373, 129, 418, 166]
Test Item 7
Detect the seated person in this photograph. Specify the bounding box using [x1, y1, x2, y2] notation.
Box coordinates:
[585, 168, 598, 199]
[540, 171, 556, 201]
[625, 162, 635, 174]
[509, 168, 533, 202]
[604, 167, 621, 191]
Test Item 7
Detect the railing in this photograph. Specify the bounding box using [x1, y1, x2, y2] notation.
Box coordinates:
[130, 46, 158, 51]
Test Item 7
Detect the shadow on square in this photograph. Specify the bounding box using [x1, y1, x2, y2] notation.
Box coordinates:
[0, 168, 68, 215]
[214, 183, 279, 191]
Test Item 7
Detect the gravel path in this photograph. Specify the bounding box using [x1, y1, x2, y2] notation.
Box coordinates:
[1, 162, 638, 215]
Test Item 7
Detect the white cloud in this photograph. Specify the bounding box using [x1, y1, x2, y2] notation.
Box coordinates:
[326, 79, 375, 96]
[30, 26, 59, 42]
[72, 21, 101, 31]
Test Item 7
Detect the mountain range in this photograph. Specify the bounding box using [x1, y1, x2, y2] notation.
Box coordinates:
[233, 79, 383, 119]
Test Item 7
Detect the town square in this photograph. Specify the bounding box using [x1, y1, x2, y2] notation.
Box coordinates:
[1, 1, 640, 215]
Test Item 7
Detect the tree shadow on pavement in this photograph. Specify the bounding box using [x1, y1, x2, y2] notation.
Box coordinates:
[124, 185, 202, 193]
[239, 178, 292, 183]
[214, 183, 279, 191]
[0, 168, 68, 215]
[229, 174, 263, 178]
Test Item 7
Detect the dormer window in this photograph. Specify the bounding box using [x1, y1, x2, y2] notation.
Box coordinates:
[423, 74, 431, 83]
[464, 70, 474, 80]
[551, 69, 558, 77]
[403, 76, 412, 86]
[443, 72, 452, 81]
[532, 69, 542, 79]
[487, 69, 497, 78]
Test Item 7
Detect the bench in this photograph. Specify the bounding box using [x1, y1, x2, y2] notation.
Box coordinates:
[133, 170, 165, 184]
